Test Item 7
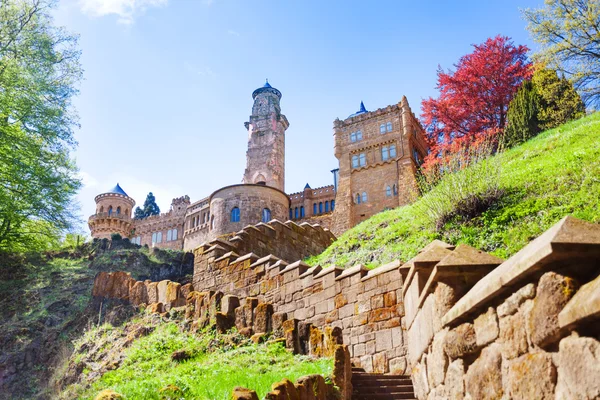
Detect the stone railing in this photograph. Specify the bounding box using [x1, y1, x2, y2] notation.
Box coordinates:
[405, 216, 600, 399]
[88, 212, 129, 221]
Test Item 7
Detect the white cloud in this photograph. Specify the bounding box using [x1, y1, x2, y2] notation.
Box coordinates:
[78, 0, 168, 24]
[227, 29, 240, 37]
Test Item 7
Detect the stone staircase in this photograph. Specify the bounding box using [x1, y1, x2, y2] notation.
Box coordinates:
[352, 368, 416, 400]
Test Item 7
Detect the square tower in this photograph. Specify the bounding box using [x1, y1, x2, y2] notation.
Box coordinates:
[330, 97, 429, 233]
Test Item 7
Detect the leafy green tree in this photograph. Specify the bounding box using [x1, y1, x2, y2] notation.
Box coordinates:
[532, 66, 586, 130]
[0, 0, 82, 253]
[504, 80, 540, 147]
[523, 0, 600, 107]
[134, 192, 161, 219]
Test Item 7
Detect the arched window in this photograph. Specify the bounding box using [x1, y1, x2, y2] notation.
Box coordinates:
[386, 186, 392, 197]
[380, 124, 386, 134]
[350, 132, 356, 142]
[300, 206, 305, 217]
[262, 208, 271, 223]
[167, 229, 172, 241]
[357, 130, 363, 140]
[108, 206, 113, 216]
[362, 192, 368, 203]
[393, 184, 398, 195]
[172, 229, 177, 240]
[157, 232, 162, 243]
[331, 200, 335, 210]
[313, 203, 317, 215]
[294, 207, 298, 219]
[231, 207, 240, 222]
[325, 201, 329, 212]
[390, 144, 397, 158]
[319, 202, 323, 214]
[116, 206, 121, 215]
[352, 155, 359, 168]
[100, 206, 104, 213]
[152, 232, 157, 244]
[289, 209, 293, 220]
[386, 122, 392, 132]
[356, 193, 361, 204]
[359, 153, 366, 167]
[210, 215, 215, 230]
[382, 146, 389, 161]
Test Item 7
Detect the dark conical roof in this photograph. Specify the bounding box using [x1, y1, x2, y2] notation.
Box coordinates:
[252, 79, 282, 100]
[348, 101, 368, 118]
[107, 183, 129, 197]
[304, 183, 311, 189]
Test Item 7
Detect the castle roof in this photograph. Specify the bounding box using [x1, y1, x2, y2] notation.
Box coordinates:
[252, 79, 282, 100]
[348, 101, 368, 118]
[304, 183, 311, 189]
[107, 183, 129, 197]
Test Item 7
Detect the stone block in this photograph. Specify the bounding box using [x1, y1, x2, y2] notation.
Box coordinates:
[222, 295, 240, 317]
[353, 343, 366, 357]
[465, 343, 503, 400]
[499, 311, 528, 359]
[129, 281, 148, 306]
[391, 327, 403, 348]
[334, 293, 347, 309]
[444, 323, 478, 359]
[389, 356, 407, 375]
[474, 307, 499, 347]
[444, 359, 464, 400]
[427, 329, 448, 388]
[375, 329, 393, 352]
[232, 387, 259, 400]
[497, 283, 536, 317]
[156, 280, 170, 304]
[254, 303, 274, 334]
[371, 294, 384, 309]
[360, 355, 373, 373]
[507, 352, 556, 400]
[373, 351, 388, 374]
[559, 273, 600, 330]
[215, 312, 234, 333]
[338, 303, 354, 319]
[146, 281, 158, 304]
[384, 291, 397, 307]
[555, 334, 600, 400]
[530, 272, 579, 348]
[412, 356, 429, 400]
[272, 312, 288, 334]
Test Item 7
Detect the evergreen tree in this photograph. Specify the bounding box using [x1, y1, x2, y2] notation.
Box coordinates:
[532, 67, 586, 130]
[142, 192, 160, 218]
[133, 207, 145, 220]
[504, 80, 540, 148]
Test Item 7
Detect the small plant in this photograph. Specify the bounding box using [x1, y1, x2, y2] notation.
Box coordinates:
[110, 233, 122, 241]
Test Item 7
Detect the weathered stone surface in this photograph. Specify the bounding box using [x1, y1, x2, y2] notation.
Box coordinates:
[215, 312, 234, 333]
[389, 357, 407, 375]
[558, 273, 600, 330]
[465, 343, 503, 400]
[530, 272, 578, 348]
[332, 345, 352, 400]
[444, 323, 477, 359]
[232, 387, 259, 400]
[373, 351, 387, 374]
[411, 356, 429, 400]
[145, 281, 158, 304]
[473, 307, 499, 347]
[507, 352, 556, 400]
[128, 281, 148, 306]
[427, 386, 446, 400]
[497, 283, 535, 317]
[433, 282, 457, 332]
[427, 329, 448, 388]
[221, 295, 240, 316]
[253, 303, 274, 334]
[375, 329, 392, 352]
[267, 379, 298, 400]
[555, 334, 600, 400]
[444, 359, 464, 400]
[499, 311, 528, 359]
[156, 280, 169, 304]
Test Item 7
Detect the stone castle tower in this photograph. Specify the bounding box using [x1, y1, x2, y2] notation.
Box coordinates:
[243, 80, 289, 192]
[88, 183, 136, 239]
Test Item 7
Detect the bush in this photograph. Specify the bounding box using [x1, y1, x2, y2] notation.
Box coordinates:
[110, 233, 122, 241]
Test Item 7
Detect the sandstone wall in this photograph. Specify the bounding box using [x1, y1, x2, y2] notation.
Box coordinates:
[405, 216, 600, 400]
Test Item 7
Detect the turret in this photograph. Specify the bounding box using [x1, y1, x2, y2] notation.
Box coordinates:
[88, 183, 136, 239]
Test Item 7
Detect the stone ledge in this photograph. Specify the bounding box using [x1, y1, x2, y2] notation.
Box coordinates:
[558, 273, 600, 330]
[361, 260, 401, 281]
[299, 265, 323, 279]
[250, 254, 281, 268]
[314, 265, 343, 279]
[335, 264, 368, 281]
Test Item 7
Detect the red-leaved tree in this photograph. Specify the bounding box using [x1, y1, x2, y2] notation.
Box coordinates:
[421, 35, 532, 169]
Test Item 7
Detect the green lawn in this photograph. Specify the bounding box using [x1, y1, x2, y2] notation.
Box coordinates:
[63, 322, 332, 400]
[309, 112, 600, 268]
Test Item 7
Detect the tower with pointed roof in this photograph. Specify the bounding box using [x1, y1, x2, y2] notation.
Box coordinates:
[243, 80, 289, 192]
[88, 183, 136, 239]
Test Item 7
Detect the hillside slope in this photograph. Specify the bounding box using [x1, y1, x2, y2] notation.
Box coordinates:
[310, 112, 600, 268]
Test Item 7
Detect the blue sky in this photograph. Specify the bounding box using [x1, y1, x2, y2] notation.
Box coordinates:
[53, 0, 543, 231]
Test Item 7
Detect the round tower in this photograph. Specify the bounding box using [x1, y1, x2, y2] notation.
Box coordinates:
[88, 183, 136, 239]
[243, 80, 289, 192]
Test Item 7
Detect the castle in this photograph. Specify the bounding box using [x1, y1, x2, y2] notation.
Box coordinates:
[88, 81, 429, 249]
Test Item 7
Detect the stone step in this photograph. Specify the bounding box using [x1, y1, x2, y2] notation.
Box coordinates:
[352, 377, 413, 384]
[352, 393, 416, 400]
[352, 385, 415, 393]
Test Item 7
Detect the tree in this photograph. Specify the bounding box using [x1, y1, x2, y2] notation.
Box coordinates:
[421, 36, 532, 168]
[504, 80, 540, 147]
[133, 192, 161, 219]
[523, 0, 600, 107]
[532, 66, 586, 130]
[0, 0, 82, 253]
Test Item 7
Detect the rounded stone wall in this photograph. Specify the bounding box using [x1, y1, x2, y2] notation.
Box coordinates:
[209, 184, 289, 236]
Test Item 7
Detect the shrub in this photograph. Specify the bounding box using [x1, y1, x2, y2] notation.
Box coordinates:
[110, 233, 122, 241]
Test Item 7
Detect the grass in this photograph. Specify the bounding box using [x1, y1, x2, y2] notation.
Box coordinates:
[63, 322, 332, 400]
[308, 112, 600, 268]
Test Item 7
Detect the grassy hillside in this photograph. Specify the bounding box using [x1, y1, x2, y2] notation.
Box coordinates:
[58, 317, 332, 400]
[310, 112, 600, 268]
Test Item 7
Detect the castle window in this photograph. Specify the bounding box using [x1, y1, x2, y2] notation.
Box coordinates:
[262, 208, 271, 223]
[390, 144, 397, 158]
[313, 203, 317, 215]
[331, 200, 335, 210]
[300, 206, 305, 218]
[382, 146, 389, 161]
[294, 207, 298, 219]
[357, 130, 363, 140]
[386, 186, 392, 197]
[356, 193, 361, 204]
[167, 229, 172, 241]
[350, 132, 356, 142]
[359, 153, 366, 167]
[108, 206, 113, 216]
[231, 207, 240, 222]
[289, 209, 293, 220]
[325, 201, 329, 212]
[116, 206, 121, 215]
[352, 155, 359, 168]
[393, 184, 398, 195]
[100, 206, 104, 213]
[172, 229, 177, 240]
[380, 124, 386, 134]
[152, 232, 157, 244]
[210, 216, 215, 230]
[157, 232, 162, 243]
[362, 192, 368, 203]
[387, 122, 392, 132]
[319, 202, 323, 214]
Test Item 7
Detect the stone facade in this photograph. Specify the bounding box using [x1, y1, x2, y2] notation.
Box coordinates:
[88, 83, 428, 248]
